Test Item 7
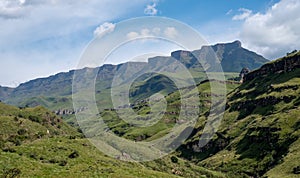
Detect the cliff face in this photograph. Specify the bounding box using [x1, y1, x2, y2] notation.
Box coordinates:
[158, 40, 268, 72]
[192, 40, 268, 72]
[244, 52, 300, 82]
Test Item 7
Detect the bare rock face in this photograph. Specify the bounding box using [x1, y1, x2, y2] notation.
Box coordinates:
[239, 67, 250, 83]
[244, 53, 300, 82]
[54, 107, 88, 116]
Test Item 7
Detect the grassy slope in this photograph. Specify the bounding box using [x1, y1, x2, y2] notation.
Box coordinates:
[178, 55, 300, 177]
[97, 80, 239, 142]
[0, 102, 225, 177]
[1, 138, 179, 178]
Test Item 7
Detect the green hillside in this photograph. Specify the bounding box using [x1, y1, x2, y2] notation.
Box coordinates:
[92, 80, 239, 142]
[0, 102, 226, 177]
[90, 52, 299, 177]
[177, 52, 300, 177]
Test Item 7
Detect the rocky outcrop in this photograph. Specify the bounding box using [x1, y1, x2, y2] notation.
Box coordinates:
[193, 40, 268, 72]
[239, 67, 250, 83]
[171, 50, 194, 60]
[244, 53, 300, 82]
[54, 107, 87, 116]
[229, 95, 296, 112]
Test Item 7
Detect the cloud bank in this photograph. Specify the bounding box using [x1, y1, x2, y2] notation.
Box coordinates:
[238, 0, 300, 59]
[0, 0, 149, 87]
[94, 22, 116, 38]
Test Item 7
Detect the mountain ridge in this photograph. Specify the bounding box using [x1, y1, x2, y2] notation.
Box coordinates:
[0, 41, 267, 102]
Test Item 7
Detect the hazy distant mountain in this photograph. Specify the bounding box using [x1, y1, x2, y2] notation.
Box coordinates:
[0, 86, 14, 101]
[1, 41, 268, 108]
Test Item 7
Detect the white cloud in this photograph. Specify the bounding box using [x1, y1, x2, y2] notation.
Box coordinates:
[126, 28, 159, 40]
[126, 27, 178, 40]
[141, 28, 151, 36]
[0, 0, 149, 87]
[19, 0, 26, 5]
[144, 3, 158, 15]
[93, 22, 115, 38]
[232, 8, 252, 20]
[0, 0, 28, 19]
[164, 27, 178, 38]
[152, 27, 160, 35]
[126, 31, 139, 39]
[237, 0, 300, 59]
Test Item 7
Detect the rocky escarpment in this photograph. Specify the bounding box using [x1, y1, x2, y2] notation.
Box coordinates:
[54, 107, 88, 116]
[227, 52, 300, 119]
[195, 40, 268, 72]
[244, 52, 300, 82]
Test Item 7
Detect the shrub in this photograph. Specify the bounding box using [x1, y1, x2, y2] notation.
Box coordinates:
[30, 153, 38, 160]
[17, 113, 24, 118]
[17, 129, 27, 135]
[59, 160, 68, 166]
[28, 115, 41, 123]
[53, 131, 60, 135]
[14, 117, 19, 122]
[68, 151, 79, 159]
[2, 147, 16, 153]
[102, 168, 115, 174]
[35, 131, 45, 138]
[171, 156, 178, 163]
[293, 166, 300, 174]
[15, 139, 22, 146]
[3, 168, 21, 178]
[77, 128, 83, 133]
[0, 139, 5, 149]
[69, 136, 76, 140]
[49, 159, 59, 164]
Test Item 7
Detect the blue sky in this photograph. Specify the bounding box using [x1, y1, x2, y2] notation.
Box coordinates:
[0, 0, 299, 87]
[155, 0, 274, 22]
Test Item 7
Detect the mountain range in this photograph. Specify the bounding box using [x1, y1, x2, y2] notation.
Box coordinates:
[0, 49, 299, 177]
[0, 41, 268, 110]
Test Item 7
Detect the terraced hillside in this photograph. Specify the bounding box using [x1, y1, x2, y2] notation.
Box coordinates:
[177, 52, 300, 177]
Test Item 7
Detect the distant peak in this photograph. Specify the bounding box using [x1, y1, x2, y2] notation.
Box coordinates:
[171, 50, 192, 59]
[214, 40, 242, 48]
[232, 40, 242, 47]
